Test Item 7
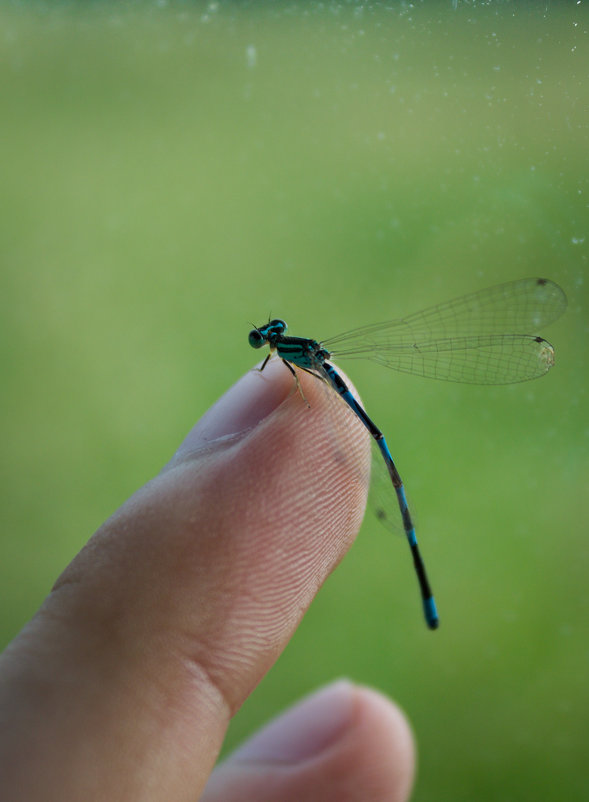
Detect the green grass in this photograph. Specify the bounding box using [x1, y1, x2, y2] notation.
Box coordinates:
[1, 3, 588, 800]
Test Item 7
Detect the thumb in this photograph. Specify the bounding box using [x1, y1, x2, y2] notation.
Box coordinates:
[0, 359, 371, 801]
[202, 681, 415, 802]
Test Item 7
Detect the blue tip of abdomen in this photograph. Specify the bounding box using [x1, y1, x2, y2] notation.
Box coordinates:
[424, 597, 439, 630]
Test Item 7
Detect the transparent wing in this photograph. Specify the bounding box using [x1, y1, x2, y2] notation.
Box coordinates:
[324, 277, 566, 385]
[362, 333, 556, 384]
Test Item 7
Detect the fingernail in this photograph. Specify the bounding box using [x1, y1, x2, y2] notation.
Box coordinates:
[231, 681, 356, 765]
[173, 360, 291, 459]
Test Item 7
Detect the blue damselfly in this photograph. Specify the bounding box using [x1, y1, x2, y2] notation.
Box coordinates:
[248, 277, 566, 630]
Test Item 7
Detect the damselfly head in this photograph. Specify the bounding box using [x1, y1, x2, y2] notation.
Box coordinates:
[248, 319, 287, 349]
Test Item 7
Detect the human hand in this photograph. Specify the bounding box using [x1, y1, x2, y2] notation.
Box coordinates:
[0, 359, 415, 801]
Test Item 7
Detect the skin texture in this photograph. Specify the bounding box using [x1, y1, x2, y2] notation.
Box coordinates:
[0, 359, 415, 801]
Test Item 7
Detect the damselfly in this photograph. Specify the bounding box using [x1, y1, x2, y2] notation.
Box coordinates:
[248, 277, 567, 630]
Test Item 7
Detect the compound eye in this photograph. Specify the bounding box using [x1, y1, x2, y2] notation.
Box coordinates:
[248, 329, 265, 349]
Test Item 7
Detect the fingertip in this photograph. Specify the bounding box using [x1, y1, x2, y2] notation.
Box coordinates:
[202, 682, 416, 802]
[172, 359, 296, 460]
[350, 684, 416, 798]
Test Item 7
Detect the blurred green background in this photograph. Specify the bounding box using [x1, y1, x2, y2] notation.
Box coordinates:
[1, 2, 587, 799]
